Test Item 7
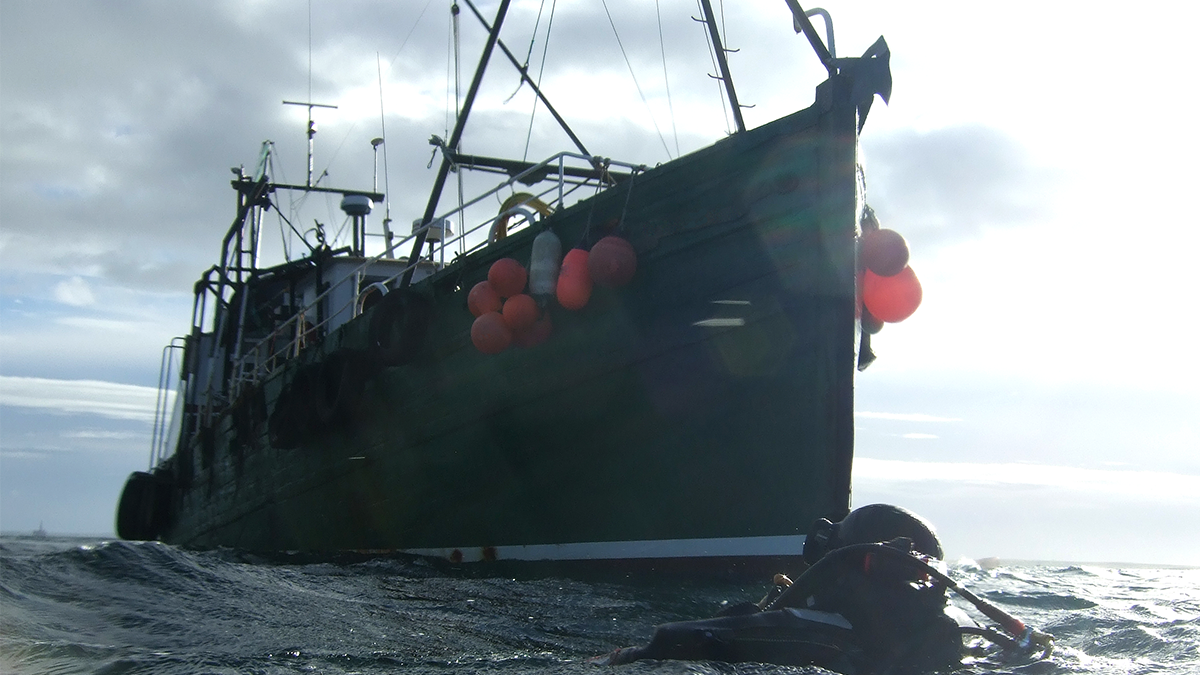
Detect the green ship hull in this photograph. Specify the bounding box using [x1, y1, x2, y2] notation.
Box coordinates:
[117, 9, 891, 573]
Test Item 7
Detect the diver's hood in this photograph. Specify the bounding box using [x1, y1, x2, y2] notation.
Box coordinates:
[803, 504, 943, 564]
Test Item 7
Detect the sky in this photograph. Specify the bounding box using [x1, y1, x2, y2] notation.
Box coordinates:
[1, 1, 1198, 566]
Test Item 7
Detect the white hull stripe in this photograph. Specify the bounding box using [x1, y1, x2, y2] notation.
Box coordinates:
[401, 534, 807, 563]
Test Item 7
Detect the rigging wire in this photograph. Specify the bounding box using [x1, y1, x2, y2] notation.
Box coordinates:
[331, 212, 351, 246]
[720, 0, 727, 49]
[696, 0, 731, 135]
[445, 5, 453, 140]
[308, 0, 312, 104]
[387, 0, 438, 78]
[523, 0, 558, 161]
[377, 54, 392, 253]
[655, 0, 680, 158]
[600, 0, 672, 160]
[450, 1, 465, 258]
[319, 0, 436, 184]
[505, 0, 548, 103]
[453, 1, 462, 124]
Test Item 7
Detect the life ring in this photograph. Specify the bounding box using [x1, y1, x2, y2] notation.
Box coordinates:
[313, 349, 367, 428]
[491, 192, 552, 242]
[356, 282, 389, 315]
[368, 291, 433, 367]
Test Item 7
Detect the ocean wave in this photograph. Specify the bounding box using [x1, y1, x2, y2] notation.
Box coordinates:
[1, 536, 1197, 675]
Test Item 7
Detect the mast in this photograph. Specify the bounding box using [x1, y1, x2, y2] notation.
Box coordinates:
[282, 100, 338, 187]
[698, 0, 745, 134]
[400, 0, 513, 288]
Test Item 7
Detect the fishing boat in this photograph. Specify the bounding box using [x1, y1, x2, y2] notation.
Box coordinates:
[116, 1, 912, 573]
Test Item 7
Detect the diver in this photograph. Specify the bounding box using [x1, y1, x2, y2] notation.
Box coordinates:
[592, 504, 1052, 674]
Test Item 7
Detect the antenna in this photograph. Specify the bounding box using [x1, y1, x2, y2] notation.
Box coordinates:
[376, 53, 395, 258]
[283, 0, 338, 189]
[282, 100, 338, 187]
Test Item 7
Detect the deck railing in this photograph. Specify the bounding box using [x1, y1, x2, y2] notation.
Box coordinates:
[149, 337, 187, 469]
[223, 152, 645, 403]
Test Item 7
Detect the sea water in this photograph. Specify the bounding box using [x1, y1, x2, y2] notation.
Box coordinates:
[2, 536, 1197, 674]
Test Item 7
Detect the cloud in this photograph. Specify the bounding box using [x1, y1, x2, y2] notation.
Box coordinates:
[0, 375, 168, 423]
[62, 430, 141, 440]
[852, 457, 1200, 565]
[52, 276, 96, 306]
[855, 457, 1200, 505]
[862, 125, 1061, 249]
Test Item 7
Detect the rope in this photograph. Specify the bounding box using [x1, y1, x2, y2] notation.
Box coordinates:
[616, 168, 639, 232]
[600, 0, 672, 159]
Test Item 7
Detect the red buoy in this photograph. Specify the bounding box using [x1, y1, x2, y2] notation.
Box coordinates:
[862, 266, 922, 323]
[467, 280, 502, 317]
[502, 293, 538, 332]
[488, 258, 528, 298]
[588, 236, 637, 287]
[513, 312, 553, 348]
[861, 229, 910, 278]
[471, 311, 512, 354]
[556, 248, 592, 310]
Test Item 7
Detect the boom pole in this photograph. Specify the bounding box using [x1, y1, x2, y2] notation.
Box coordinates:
[401, 0, 513, 288]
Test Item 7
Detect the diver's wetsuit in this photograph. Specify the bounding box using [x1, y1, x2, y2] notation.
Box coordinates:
[600, 507, 966, 674]
[604, 606, 864, 670]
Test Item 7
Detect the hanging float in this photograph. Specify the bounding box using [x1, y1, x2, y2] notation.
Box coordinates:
[863, 266, 922, 323]
[557, 248, 593, 310]
[513, 313, 553, 348]
[529, 230, 563, 297]
[471, 311, 512, 354]
[488, 258, 528, 298]
[858, 212, 922, 326]
[860, 228, 909, 277]
[502, 293, 538, 331]
[588, 235, 637, 287]
[468, 280, 502, 317]
[469, 232, 638, 353]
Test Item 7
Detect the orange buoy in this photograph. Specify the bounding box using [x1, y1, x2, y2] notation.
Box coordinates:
[862, 266, 922, 323]
[556, 248, 592, 310]
[471, 311, 512, 354]
[488, 258, 528, 298]
[588, 235, 637, 287]
[861, 228, 910, 278]
[467, 280, 502, 317]
[502, 293, 538, 332]
[513, 312, 553, 348]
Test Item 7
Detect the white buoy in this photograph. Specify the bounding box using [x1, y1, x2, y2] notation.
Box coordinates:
[528, 230, 562, 297]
